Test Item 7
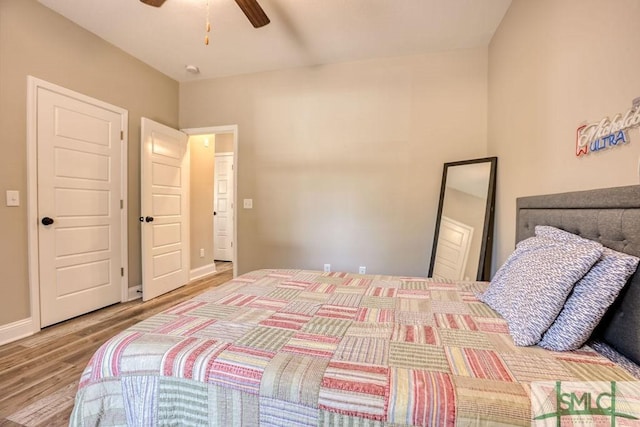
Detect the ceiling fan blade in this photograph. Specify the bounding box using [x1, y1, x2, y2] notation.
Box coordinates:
[234, 0, 270, 28]
[140, 0, 166, 7]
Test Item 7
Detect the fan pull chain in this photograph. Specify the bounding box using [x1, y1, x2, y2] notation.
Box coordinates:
[205, 0, 211, 45]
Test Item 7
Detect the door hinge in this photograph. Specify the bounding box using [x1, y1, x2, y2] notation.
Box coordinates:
[120, 199, 124, 209]
[121, 267, 124, 277]
[231, 242, 233, 248]
[120, 130, 124, 141]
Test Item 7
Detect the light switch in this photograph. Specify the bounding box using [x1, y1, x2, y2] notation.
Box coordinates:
[243, 199, 253, 209]
[6, 190, 19, 207]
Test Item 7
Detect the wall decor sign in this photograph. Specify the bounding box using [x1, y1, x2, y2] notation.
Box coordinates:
[576, 98, 640, 157]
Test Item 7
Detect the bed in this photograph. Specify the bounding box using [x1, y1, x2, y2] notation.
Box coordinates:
[70, 185, 640, 426]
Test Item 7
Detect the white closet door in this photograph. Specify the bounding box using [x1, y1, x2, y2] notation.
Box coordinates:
[140, 117, 190, 301]
[38, 87, 123, 327]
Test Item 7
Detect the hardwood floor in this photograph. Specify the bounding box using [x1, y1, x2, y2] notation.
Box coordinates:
[0, 262, 233, 427]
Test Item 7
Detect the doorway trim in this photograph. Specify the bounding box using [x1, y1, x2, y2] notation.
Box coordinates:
[26, 76, 129, 334]
[182, 125, 238, 279]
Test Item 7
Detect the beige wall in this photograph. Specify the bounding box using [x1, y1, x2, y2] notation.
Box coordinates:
[190, 135, 215, 270]
[0, 0, 178, 325]
[180, 49, 489, 276]
[215, 133, 234, 153]
[488, 0, 640, 270]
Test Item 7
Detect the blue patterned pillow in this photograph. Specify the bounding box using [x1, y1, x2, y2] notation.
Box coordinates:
[479, 235, 602, 346]
[535, 226, 640, 351]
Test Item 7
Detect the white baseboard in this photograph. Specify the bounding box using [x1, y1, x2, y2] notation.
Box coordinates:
[127, 264, 216, 301]
[0, 317, 37, 346]
[128, 285, 142, 301]
[190, 263, 217, 281]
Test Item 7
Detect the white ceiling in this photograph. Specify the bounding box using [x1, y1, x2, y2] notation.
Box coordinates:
[38, 0, 512, 82]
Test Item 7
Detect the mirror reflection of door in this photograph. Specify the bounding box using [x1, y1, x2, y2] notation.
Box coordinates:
[432, 216, 474, 280]
[429, 157, 497, 281]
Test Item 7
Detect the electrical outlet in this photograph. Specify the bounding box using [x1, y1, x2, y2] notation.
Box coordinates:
[323, 264, 331, 273]
[359, 266, 366, 274]
[199, 248, 205, 258]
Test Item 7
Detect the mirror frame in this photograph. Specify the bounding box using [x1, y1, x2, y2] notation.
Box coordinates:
[428, 156, 498, 281]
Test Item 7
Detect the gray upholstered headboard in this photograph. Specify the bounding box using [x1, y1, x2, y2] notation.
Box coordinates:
[516, 184, 640, 365]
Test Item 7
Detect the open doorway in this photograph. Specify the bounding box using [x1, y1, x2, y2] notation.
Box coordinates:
[183, 126, 238, 280]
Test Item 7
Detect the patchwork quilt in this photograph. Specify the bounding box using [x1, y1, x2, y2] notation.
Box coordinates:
[70, 270, 637, 426]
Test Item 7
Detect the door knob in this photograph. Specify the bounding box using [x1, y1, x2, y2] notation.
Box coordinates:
[145, 216, 154, 223]
[41, 217, 54, 226]
[214, 212, 217, 216]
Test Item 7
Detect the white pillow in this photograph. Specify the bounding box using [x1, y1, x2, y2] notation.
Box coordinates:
[479, 235, 602, 346]
[535, 226, 639, 351]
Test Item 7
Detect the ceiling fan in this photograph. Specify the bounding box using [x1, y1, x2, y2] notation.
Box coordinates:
[140, 0, 270, 28]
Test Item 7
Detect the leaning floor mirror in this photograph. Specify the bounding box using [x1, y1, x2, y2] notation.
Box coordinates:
[429, 157, 497, 281]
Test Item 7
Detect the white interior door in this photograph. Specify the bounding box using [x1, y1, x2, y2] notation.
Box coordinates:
[432, 216, 474, 281]
[141, 118, 190, 301]
[214, 153, 234, 261]
[37, 86, 124, 327]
